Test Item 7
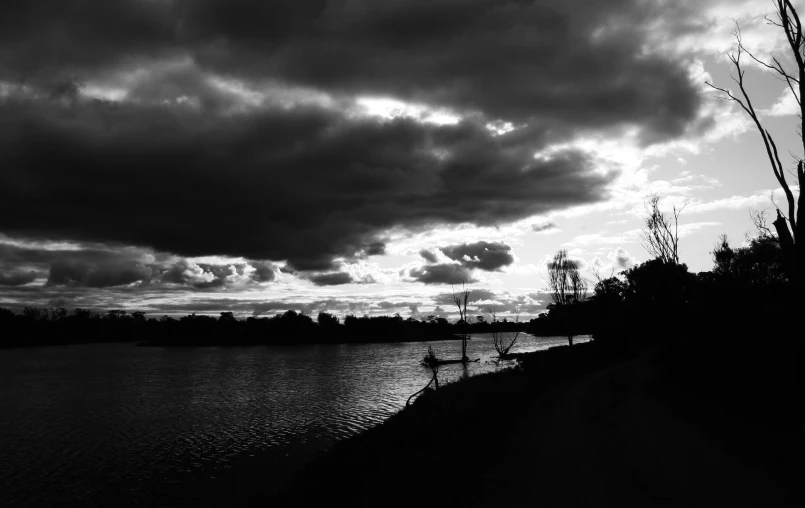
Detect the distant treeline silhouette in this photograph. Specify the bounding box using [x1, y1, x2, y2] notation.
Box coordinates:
[0, 306, 535, 348]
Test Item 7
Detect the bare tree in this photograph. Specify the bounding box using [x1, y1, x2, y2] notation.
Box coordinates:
[570, 268, 588, 305]
[452, 284, 471, 361]
[489, 308, 521, 357]
[548, 250, 569, 307]
[748, 208, 775, 242]
[639, 194, 683, 264]
[547, 249, 588, 346]
[706, 0, 804, 288]
[590, 263, 615, 285]
[547, 250, 588, 306]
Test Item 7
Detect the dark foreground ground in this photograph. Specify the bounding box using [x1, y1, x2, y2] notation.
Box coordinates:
[267, 335, 800, 507]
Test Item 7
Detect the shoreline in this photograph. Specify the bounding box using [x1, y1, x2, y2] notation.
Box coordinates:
[269, 338, 799, 507]
[147, 340, 605, 505]
[269, 341, 620, 505]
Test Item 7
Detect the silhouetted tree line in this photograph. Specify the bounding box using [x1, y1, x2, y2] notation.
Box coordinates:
[0, 307, 533, 348]
[534, 227, 799, 350]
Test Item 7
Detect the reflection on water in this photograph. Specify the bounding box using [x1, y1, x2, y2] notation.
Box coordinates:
[0, 334, 588, 506]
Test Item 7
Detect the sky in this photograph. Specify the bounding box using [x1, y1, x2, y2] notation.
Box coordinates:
[0, 0, 802, 320]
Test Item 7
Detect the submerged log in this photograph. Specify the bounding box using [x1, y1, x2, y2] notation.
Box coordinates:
[421, 357, 480, 367]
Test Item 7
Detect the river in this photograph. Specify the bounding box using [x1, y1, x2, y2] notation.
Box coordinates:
[0, 334, 589, 506]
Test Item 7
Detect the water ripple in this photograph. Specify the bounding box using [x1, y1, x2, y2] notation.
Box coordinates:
[0, 334, 589, 506]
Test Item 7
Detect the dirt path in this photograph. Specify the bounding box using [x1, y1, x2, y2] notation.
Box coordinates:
[475, 355, 796, 507]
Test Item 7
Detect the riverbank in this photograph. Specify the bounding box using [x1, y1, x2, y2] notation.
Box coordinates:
[271, 337, 800, 507]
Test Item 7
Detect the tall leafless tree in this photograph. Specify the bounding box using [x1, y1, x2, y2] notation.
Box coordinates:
[547, 249, 587, 346]
[639, 194, 683, 264]
[452, 284, 471, 361]
[706, 0, 804, 289]
[749, 208, 775, 240]
[590, 263, 615, 285]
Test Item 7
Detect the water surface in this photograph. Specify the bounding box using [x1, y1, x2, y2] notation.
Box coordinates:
[0, 334, 588, 506]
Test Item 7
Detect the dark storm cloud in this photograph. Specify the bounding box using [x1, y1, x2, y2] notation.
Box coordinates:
[0, 270, 36, 286]
[307, 271, 378, 286]
[250, 262, 276, 283]
[308, 272, 354, 286]
[409, 264, 477, 285]
[361, 242, 387, 257]
[0, 241, 157, 288]
[0, 238, 277, 290]
[0, 97, 613, 271]
[47, 258, 153, 288]
[0, 241, 126, 266]
[420, 250, 439, 263]
[439, 241, 514, 271]
[224, 0, 702, 140]
[0, 0, 702, 141]
[0, 0, 711, 282]
[0, 1, 178, 80]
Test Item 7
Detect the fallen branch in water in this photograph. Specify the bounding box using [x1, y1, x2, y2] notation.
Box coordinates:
[407, 346, 440, 406]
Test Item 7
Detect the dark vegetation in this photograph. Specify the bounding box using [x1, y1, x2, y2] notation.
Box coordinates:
[0, 306, 541, 348]
[0, 308, 432, 348]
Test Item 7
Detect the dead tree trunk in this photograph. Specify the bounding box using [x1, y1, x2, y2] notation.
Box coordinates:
[706, 1, 805, 293]
[774, 209, 799, 284]
[453, 284, 470, 361]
